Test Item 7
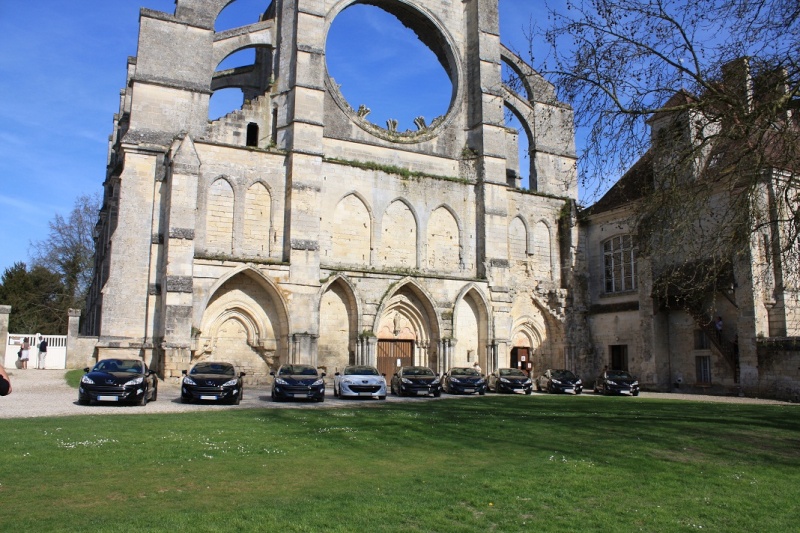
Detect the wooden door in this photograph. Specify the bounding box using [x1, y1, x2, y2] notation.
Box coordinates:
[377, 340, 414, 378]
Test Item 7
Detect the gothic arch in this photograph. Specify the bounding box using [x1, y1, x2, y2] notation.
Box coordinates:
[318, 275, 361, 373]
[373, 278, 441, 367]
[451, 284, 491, 368]
[380, 198, 419, 269]
[328, 192, 373, 265]
[205, 176, 235, 254]
[426, 205, 461, 271]
[198, 265, 291, 335]
[196, 267, 290, 381]
[508, 214, 530, 261]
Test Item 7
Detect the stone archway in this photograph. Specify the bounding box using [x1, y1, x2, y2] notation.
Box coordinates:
[318, 277, 359, 375]
[374, 281, 440, 376]
[196, 271, 288, 384]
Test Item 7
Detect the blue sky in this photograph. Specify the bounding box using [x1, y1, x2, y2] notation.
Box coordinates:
[0, 0, 550, 275]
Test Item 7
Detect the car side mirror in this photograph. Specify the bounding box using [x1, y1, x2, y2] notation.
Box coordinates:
[83, 367, 90, 373]
[335, 372, 340, 376]
[381, 373, 386, 377]
[182, 369, 187, 375]
[240, 372, 246, 377]
[269, 371, 276, 376]
[321, 373, 327, 378]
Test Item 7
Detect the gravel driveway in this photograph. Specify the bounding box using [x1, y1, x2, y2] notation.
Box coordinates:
[0, 369, 792, 419]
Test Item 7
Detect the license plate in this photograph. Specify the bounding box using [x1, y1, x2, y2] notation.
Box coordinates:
[565, 388, 574, 394]
[358, 392, 373, 396]
[200, 395, 218, 400]
[285, 393, 294, 398]
[416, 390, 428, 395]
[97, 395, 119, 402]
[464, 388, 474, 393]
[621, 390, 632, 395]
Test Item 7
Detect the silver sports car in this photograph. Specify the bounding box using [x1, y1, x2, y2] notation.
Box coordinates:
[333, 365, 387, 399]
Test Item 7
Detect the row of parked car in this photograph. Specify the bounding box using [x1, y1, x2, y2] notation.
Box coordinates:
[77, 359, 640, 406]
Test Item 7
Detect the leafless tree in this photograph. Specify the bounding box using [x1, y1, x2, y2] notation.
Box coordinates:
[528, 0, 799, 310]
[30, 193, 100, 312]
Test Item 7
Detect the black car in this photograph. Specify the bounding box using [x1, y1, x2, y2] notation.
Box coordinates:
[390, 366, 441, 397]
[487, 368, 533, 394]
[442, 367, 487, 395]
[536, 369, 583, 394]
[594, 369, 640, 396]
[270, 364, 326, 402]
[181, 362, 245, 404]
[78, 358, 158, 406]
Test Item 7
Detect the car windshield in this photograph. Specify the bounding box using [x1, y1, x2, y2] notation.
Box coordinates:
[344, 366, 378, 376]
[551, 370, 577, 380]
[499, 368, 527, 377]
[607, 370, 634, 379]
[95, 359, 143, 374]
[450, 367, 479, 376]
[191, 363, 234, 376]
[279, 365, 318, 376]
[402, 367, 434, 376]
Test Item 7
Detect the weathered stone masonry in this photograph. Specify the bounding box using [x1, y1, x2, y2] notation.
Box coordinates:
[84, 0, 586, 384]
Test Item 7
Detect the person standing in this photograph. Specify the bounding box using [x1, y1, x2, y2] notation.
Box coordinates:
[38, 336, 48, 370]
[19, 338, 30, 370]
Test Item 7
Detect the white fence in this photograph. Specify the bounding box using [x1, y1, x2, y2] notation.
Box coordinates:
[4, 334, 68, 369]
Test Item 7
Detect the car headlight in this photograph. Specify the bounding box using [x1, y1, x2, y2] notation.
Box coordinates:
[342, 379, 353, 385]
[450, 377, 461, 383]
[183, 376, 196, 386]
[401, 378, 413, 384]
[607, 380, 618, 386]
[524, 379, 532, 384]
[632, 381, 639, 386]
[312, 379, 324, 386]
[222, 379, 238, 387]
[552, 379, 562, 384]
[431, 379, 440, 385]
[476, 379, 485, 384]
[275, 378, 289, 385]
[125, 376, 144, 387]
[576, 380, 583, 385]
[499, 377, 510, 383]
[81, 375, 94, 385]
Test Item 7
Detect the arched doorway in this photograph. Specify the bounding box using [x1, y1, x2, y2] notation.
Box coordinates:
[374, 282, 439, 377]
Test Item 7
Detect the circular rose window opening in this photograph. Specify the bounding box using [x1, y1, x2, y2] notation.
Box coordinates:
[326, 2, 456, 140]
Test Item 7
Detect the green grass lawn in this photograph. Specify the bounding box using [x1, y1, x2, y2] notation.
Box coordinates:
[1, 396, 798, 532]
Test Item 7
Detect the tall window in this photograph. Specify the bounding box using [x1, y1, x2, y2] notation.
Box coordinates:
[604, 235, 637, 293]
[696, 356, 711, 384]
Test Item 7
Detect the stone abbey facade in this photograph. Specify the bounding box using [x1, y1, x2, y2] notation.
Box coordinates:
[82, 0, 799, 400]
[84, 0, 586, 384]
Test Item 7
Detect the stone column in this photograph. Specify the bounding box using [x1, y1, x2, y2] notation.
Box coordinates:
[65, 308, 93, 369]
[0, 305, 10, 365]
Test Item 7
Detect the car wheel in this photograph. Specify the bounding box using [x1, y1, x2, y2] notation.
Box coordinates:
[181, 396, 191, 404]
[151, 385, 158, 402]
[433, 390, 441, 398]
[391, 383, 397, 396]
[317, 395, 325, 403]
[137, 392, 148, 406]
[234, 391, 242, 405]
[271, 389, 281, 402]
[334, 385, 339, 398]
[633, 391, 639, 397]
[525, 389, 532, 395]
[78, 395, 90, 406]
[479, 389, 486, 396]
[379, 395, 386, 400]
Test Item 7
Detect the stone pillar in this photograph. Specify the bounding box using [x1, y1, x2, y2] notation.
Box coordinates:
[65, 308, 92, 369]
[0, 305, 10, 365]
[291, 333, 318, 365]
